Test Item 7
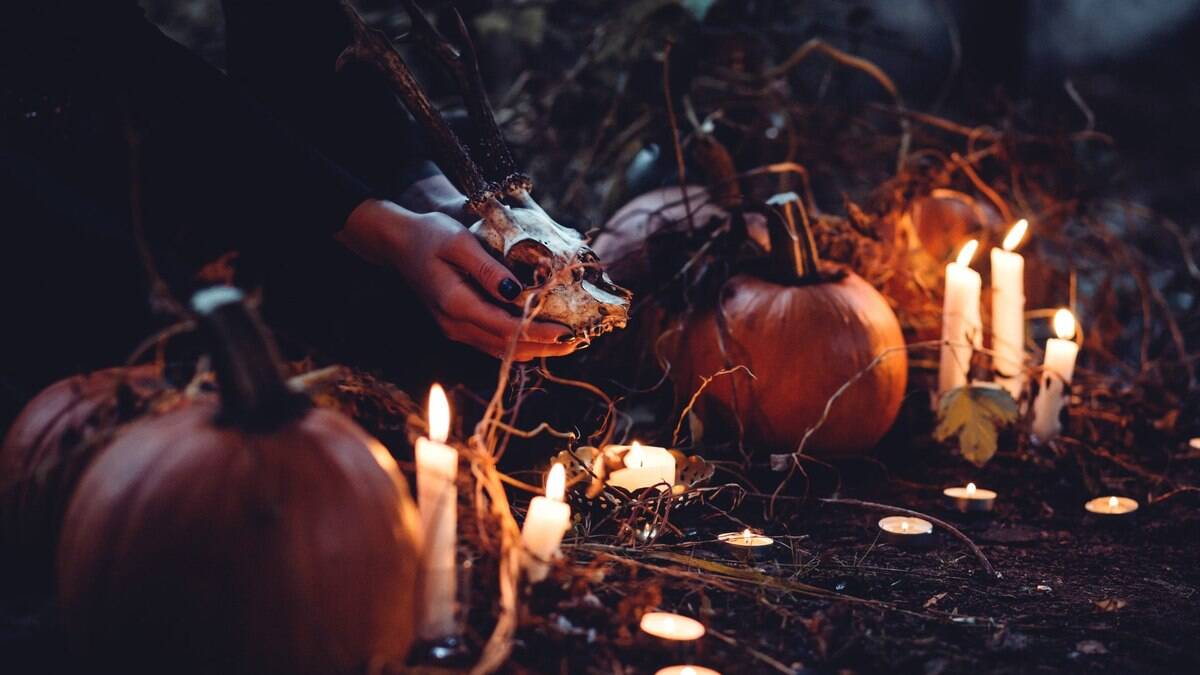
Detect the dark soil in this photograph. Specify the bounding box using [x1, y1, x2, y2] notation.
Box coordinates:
[504, 444, 1200, 674]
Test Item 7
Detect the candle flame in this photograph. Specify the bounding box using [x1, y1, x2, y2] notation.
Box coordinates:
[955, 239, 979, 267]
[1002, 219, 1029, 251]
[742, 528, 753, 543]
[427, 383, 450, 443]
[1053, 308, 1076, 340]
[1108, 495, 1119, 511]
[967, 482, 977, 495]
[901, 520, 910, 532]
[627, 441, 645, 469]
[545, 463, 565, 501]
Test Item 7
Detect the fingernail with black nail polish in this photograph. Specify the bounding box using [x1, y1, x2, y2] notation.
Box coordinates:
[557, 333, 576, 343]
[498, 278, 521, 300]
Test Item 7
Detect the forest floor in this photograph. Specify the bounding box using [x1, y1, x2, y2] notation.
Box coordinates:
[504, 442, 1200, 675]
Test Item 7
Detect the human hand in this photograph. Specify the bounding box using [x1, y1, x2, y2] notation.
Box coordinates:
[339, 199, 577, 361]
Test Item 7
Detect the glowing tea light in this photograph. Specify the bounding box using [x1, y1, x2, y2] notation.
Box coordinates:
[718, 529, 774, 560]
[939, 240, 983, 397]
[519, 463, 572, 582]
[1190, 437, 1200, 450]
[606, 442, 676, 493]
[656, 667, 722, 675]
[1032, 309, 1081, 443]
[415, 384, 459, 639]
[991, 219, 1029, 399]
[639, 612, 707, 642]
[1085, 495, 1139, 516]
[878, 516, 934, 547]
[943, 481, 997, 514]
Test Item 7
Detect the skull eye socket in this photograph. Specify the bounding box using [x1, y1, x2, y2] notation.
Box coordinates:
[508, 259, 541, 287]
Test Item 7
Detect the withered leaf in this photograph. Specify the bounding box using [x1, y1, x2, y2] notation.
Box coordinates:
[935, 384, 1019, 467]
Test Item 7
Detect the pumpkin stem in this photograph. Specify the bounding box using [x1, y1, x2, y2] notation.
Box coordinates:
[191, 287, 308, 428]
[765, 192, 823, 283]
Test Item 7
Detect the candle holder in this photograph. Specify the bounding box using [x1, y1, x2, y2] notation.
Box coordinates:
[1084, 495, 1139, 527]
[877, 516, 935, 548]
[718, 530, 774, 563]
[942, 483, 997, 515]
[554, 445, 716, 527]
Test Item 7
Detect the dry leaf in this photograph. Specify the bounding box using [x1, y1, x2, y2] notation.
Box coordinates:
[935, 384, 1019, 466]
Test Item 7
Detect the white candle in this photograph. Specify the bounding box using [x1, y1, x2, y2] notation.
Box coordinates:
[1084, 495, 1138, 516]
[639, 612, 707, 641]
[519, 463, 571, 582]
[877, 516, 934, 547]
[939, 240, 983, 397]
[606, 442, 676, 493]
[991, 219, 1028, 400]
[1032, 309, 1080, 443]
[942, 482, 997, 513]
[416, 384, 459, 639]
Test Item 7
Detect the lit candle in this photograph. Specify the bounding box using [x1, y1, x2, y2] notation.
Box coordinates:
[939, 240, 983, 397]
[519, 463, 572, 582]
[606, 442, 676, 493]
[991, 219, 1028, 399]
[1031, 309, 1080, 443]
[878, 516, 934, 547]
[656, 667, 722, 675]
[639, 612, 707, 642]
[416, 384, 459, 639]
[942, 482, 997, 513]
[718, 529, 774, 561]
[1084, 495, 1139, 516]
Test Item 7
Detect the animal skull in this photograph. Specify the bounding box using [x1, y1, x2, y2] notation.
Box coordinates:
[471, 186, 632, 341]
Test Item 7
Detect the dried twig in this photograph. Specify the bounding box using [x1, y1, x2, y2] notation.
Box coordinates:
[818, 498, 1001, 581]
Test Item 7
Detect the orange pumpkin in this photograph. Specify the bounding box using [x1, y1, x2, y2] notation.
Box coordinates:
[665, 199, 907, 456]
[0, 364, 172, 590]
[57, 287, 422, 675]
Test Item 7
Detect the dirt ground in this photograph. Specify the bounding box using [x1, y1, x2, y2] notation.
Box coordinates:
[508, 444, 1200, 674]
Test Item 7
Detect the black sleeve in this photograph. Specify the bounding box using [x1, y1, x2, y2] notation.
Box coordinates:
[120, 17, 377, 239]
[222, 0, 441, 197]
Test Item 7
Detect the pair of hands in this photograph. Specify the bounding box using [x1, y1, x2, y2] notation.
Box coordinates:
[339, 198, 579, 362]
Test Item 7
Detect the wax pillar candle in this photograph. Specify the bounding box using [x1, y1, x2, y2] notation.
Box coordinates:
[606, 442, 676, 492]
[416, 384, 459, 639]
[519, 463, 571, 582]
[939, 240, 982, 396]
[1032, 309, 1080, 443]
[991, 219, 1028, 399]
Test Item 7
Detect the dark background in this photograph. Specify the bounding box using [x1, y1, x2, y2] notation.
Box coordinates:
[145, 0, 1200, 227]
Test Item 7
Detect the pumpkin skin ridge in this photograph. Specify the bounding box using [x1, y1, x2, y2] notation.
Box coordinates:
[58, 400, 420, 675]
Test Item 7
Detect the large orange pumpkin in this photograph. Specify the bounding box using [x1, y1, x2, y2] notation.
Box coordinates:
[664, 198, 907, 456]
[0, 364, 172, 591]
[57, 287, 422, 675]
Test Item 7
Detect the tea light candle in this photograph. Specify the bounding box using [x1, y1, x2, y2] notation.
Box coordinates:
[991, 219, 1028, 400]
[878, 516, 934, 547]
[656, 667, 722, 675]
[718, 529, 774, 560]
[939, 240, 983, 397]
[1085, 495, 1139, 516]
[639, 612, 707, 642]
[943, 482, 997, 513]
[1032, 309, 1080, 443]
[416, 384, 459, 639]
[519, 463, 571, 582]
[606, 442, 676, 492]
